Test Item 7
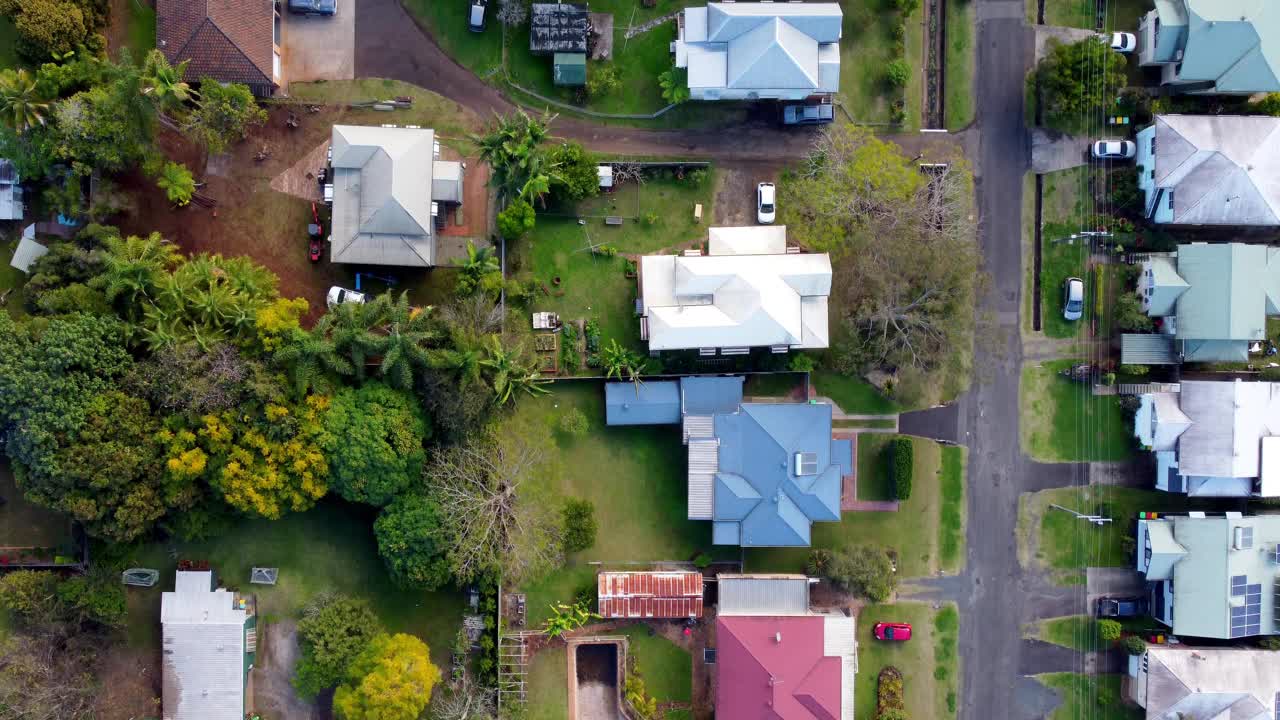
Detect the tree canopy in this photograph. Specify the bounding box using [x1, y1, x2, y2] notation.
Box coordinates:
[323, 383, 429, 506]
[333, 633, 441, 720]
[294, 594, 383, 698]
[374, 492, 453, 590]
[1031, 38, 1127, 131]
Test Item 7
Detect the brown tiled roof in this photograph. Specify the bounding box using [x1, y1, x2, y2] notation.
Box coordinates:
[156, 0, 275, 88]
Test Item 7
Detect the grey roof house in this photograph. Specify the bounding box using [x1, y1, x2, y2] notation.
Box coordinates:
[605, 376, 851, 547]
[328, 125, 464, 267]
[1126, 646, 1280, 720]
[161, 569, 257, 720]
[674, 2, 842, 101]
[1137, 0, 1280, 95]
[1133, 380, 1280, 498]
[639, 226, 831, 355]
[1136, 513, 1280, 639]
[1121, 243, 1280, 364]
[1136, 115, 1280, 226]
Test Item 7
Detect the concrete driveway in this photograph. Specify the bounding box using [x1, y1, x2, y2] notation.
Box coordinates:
[282, 0, 356, 88]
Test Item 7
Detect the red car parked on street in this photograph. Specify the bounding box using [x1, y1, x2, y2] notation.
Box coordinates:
[873, 622, 912, 641]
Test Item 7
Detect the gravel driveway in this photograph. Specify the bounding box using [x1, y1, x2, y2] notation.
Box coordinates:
[283, 0, 356, 88]
[253, 620, 321, 720]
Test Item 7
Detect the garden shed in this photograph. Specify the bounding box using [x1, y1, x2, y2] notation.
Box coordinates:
[553, 52, 587, 86]
[529, 3, 590, 54]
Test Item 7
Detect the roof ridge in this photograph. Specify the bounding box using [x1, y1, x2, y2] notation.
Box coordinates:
[170, 15, 216, 69]
[203, 12, 272, 83]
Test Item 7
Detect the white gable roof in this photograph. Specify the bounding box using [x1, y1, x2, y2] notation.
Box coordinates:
[1177, 380, 1280, 479]
[161, 571, 248, 720]
[330, 125, 438, 267]
[1152, 115, 1280, 226]
[642, 226, 831, 351]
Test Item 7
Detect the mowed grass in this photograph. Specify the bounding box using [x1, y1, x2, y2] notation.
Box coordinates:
[856, 602, 960, 720]
[938, 445, 966, 573]
[402, 0, 504, 76]
[1037, 674, 1141, 720]
[1040, 233, 1090, 338]
[812, 371, 899, 414]
[527, 646, 569, 720]
[944, 0, 974, 130]
[288, 79, 480, 140]
[1024, 485, 1197, 571]
[856, 434, 896, 501]
[0, 231, 30, 319]
[618, 624, 692, 704]
[746, 436, 944, 578]
[510, 383, 713, 625]
[1019, 359, 1134, 462]
[0, 458, 75, 549]
[839, 0, 912, 124]
[514, 172, 716, 358]
[1041, 0, 1151, 32]
[114, 501, 467, 666]
[1032, 614, 1156, 651]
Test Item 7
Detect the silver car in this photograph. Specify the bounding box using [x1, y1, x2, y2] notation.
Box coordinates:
[1063, 277, 1084, 321]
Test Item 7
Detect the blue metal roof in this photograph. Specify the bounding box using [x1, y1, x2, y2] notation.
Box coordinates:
[712, 402, 840, 547]
[681, 376, 744, 415]
[605, 381, 681, 425]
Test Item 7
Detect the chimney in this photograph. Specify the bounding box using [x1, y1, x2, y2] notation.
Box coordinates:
[775, 631, 782, 643]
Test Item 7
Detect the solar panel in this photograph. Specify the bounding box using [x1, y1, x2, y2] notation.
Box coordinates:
[1241, 526, 1254, 549]
[1232, 575, 1248, 596]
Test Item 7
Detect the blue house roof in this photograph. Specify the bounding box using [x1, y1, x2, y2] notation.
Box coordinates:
[605, 381, 681, 425]
[713, 403, 843, 547]
[680, 376, 744, 414]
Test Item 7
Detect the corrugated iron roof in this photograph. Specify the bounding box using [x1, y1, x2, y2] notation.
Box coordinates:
[597, 571, 704, 618]
[1121, 333, 1179, 365]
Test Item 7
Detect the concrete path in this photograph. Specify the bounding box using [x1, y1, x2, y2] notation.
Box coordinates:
[1034, 25, 1100, 61]
[1030, 127, 1092, 173]
[1085, 567, 1146, 604]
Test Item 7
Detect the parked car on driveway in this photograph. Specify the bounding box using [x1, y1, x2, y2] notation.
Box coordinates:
[327, 286, 366, 309]
[469, 0, 487, 31]
[288, 0, 337, 15]
[1096, 596, 1149, 618]
[873, 622, 912, 641]
[1092, 140, 1136, 159]
[782, 103, 835, 125]
[757, 182, 776, 224]
[1062, 277, 1084, 321]
[1108, 32, 1137, 53]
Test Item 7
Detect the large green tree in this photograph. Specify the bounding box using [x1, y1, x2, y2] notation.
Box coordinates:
[293, 594, 383, 698]
[547, 141, 598, 204]
[333, 633, 441, 720]
[49, 53, 155, 175]
[1031, 38, 1127, 131]
[322, 383, 428, 506]
[374, 493, 452, 590]
[186, 78, 266, 153]
[472, 109, 559, 203]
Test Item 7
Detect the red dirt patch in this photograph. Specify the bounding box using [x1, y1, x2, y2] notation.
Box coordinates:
[92, 643, 161, 720]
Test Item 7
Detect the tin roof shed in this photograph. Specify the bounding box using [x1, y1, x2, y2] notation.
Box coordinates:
[598, 570, 704, 618]
[553, 52, 587, 86]
[530, 3, 590, 54]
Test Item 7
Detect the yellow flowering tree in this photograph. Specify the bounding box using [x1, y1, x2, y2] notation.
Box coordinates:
[333, 633, 440, 720]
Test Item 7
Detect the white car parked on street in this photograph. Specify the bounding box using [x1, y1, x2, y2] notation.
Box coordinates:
[1092, 140, 1136, 160]
[757, 182, 776, 224]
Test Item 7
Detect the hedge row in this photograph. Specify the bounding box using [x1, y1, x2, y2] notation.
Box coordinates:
[891, 437, 913, 501]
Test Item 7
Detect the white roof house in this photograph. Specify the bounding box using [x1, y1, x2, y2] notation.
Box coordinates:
[1128, 646, 1280, 720]
[0, 158, 23, 221]
[639, 226, 831, 353]
[161, 570, 255, 720]
[1136, 115, 1280, 225]
[328, 125, 464, 267]
[10, 226, 47, 274]
[1135, 380, 1280, 497]
[675, 2, 842, 101]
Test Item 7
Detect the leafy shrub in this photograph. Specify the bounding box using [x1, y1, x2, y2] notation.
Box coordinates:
[1258, 636, 1280, 651]
[293, 594, 383, 698]
[685, 168, 709, 186]
[561, 498, 598, 552]
[586, 64, 621, 97]
[876, 666, 906, 719]
[789, 354, 816, 372]
[890, 437, 913, 501]
[894, 0, 921, 14]
[826, 545, 896, 601]
[559, 407, 589, 437]
[886, 59, 911, 88]
[1120, 364, 1149, 377]
[693, 552, 712, 569]
[497, 199, 536, 239]
[1097, 619, 1122, 642]
[1120, 635, 1147, 655]
[806, 548, 832, 576]
[1113, 293, 1153, 332]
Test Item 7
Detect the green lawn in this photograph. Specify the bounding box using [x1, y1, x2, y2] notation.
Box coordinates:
[1024, 485, 1195, 572]
[0, 458, 75, 550]
[944, 0, 974, 130]
[1041, 0, 1151, 32]
[1019, 359, 1135, 462]
[746, 436, 945, 578]
[1040, 233, 1090, 338]
[0, 15, 23, 71]
[288, 79, 480, 141]
[114, 501, 466, 666]
[811, 371, 899, 414]
[856, 434, 896, 501]
[856, 602, 959, 720]
[1037, 674, 1141, 720]
[509, 383, 714, 626]
[0, 232, 30, 319]
[527, 646, 569, 720]
[938, 445, 966, 573]
[1032, 614, 1157, 651]
[839, 0, 917, 125]
[402, 0, 504, 76]
[513, 172, 716, 360]
[619, 625, 692, 704]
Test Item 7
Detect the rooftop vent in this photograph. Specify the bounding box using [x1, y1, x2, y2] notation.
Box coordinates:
[794, 452, 818, 476]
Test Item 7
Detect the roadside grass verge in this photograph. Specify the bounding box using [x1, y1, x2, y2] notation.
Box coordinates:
[508, 383, 713, 626]
[113, 500, 466, 665]
[944, 0, 974, 130]
[746, 436, 944, 578]
[812, 371, 899, 414]
[1040, 230, 1090, 339]
[856, 434, 895, 501]
[1019, 359, 1134, 462]
[934, 604, 961, 719]
[1040, 0, 1150, 32]
[938, 445, 966, 573]
[287, 79, 481, 141]
[1036, 673, 1141, 720]
[402, 0, 503, 75]
[1022, 173, 1035, 335]
[1030, 614, 1152, 652]
[528, 646, 569, 720]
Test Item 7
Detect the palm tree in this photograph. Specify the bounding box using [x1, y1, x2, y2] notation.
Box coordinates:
[317, 298, 386, 380]
[455, 241, 501, 297]
[480, 336, 548, 404]
[155, 161, 195, 206]
[141, 50, 199, 116]
[376, 292, 435, 390]
[274, 327, 354, 395]
[472, 109, 557, 202]
[0, 69, 49, 134]
[95, 232, 183, 320]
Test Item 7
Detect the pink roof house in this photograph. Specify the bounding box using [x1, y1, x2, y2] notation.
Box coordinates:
[715, 614, 857, 719]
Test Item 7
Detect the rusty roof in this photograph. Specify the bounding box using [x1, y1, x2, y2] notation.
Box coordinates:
[597, 571, 704, 618]
[156, 0, 275, 88]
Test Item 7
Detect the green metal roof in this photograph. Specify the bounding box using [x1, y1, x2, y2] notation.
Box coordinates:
[1174, 244, 1277, 342]
[553, 52, 587, 86]
[1181, 0, 1280, 93]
